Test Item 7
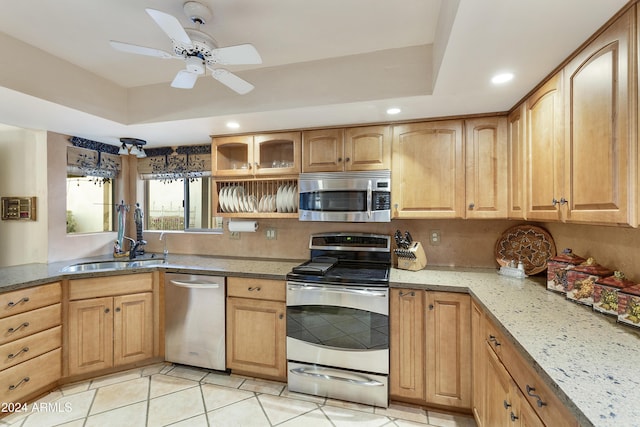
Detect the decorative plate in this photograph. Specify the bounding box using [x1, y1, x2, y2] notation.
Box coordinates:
[495, 225, 556, 275]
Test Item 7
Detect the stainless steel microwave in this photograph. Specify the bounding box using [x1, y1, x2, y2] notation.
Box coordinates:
[298, 170, 391, 222]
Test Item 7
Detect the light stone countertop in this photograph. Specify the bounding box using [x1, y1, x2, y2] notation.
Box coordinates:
[1, 256, 637, 426]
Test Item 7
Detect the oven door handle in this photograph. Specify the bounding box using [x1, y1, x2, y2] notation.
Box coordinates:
[289, 367, 384, 387]
[366, 180, 372, 218]
[287, 285, 387, 298]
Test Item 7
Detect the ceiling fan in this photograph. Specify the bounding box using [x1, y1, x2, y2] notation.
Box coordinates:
[110, 1, 262, 94]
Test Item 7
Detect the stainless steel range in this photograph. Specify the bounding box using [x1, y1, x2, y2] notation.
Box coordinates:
[286, 232, 391, 408]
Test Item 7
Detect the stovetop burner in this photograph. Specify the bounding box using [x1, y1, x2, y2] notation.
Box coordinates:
[287, 233, 391, 287]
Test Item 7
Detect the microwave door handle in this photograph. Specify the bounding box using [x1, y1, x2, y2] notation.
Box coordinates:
[367, 180, 372, 218]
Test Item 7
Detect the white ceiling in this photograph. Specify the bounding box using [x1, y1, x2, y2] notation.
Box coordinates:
[0, 0, 629, 147]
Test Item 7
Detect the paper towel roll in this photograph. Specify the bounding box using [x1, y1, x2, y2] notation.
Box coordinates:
[228, 220, 258, 232]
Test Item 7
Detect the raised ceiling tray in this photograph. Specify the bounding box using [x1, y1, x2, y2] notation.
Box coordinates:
[495, 225, 556, 275]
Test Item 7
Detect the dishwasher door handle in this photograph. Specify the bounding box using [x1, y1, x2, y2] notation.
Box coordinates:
[169, 280, 221, 289]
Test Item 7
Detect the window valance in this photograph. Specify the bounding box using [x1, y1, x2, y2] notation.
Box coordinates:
[138, 145, 211, 181]
[67, 145, 121, 179]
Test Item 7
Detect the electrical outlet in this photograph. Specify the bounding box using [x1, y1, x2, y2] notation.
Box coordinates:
[429, 230, 441, 246]
[265, 228, 277, 240]
[230, 231, 240, 240]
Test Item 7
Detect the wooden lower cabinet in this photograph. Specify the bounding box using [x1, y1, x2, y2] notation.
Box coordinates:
[472, 302, 576, 427]
[390, 289, 471, 410]
[66, 274, 155, 377]
[226, 278, 286, 380]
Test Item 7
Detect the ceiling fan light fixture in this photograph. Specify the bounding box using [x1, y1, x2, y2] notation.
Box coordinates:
[183, 1, 212, 25]
[185, 56, 205, 74]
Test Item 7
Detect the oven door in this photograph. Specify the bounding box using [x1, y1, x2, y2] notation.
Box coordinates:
[286, 282, 389, 374]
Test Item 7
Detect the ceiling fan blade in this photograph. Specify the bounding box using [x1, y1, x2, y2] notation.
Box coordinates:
[110, 41, 174, 59]
[211, 69, 255, 94]
[146, 8, 193, 47]
[171, 70, 198, 89]
[211, 44, 262, 65]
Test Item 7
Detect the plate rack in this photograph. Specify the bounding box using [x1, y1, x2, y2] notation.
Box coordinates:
[214, 177, 299, 218]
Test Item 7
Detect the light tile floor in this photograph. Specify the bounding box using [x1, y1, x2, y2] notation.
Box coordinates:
[0, 364, 477, 427]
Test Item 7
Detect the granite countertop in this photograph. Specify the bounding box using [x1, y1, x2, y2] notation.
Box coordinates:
[1, 256, 637, 426]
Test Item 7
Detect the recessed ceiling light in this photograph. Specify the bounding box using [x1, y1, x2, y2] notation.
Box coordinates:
[386, 108, 401, 115]
[491, 73, 514, 85]
[226, 121, 240, 129]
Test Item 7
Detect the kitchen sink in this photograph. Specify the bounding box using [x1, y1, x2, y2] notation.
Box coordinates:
[61, 258, 165, 273]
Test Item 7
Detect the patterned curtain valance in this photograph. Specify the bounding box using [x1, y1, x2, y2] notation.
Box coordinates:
[138, 145, 211, 182]
[67, 145, 121, 179]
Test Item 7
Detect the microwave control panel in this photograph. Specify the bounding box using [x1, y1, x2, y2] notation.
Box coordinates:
[1, 196, 36, 221]
[373, 192, 391, 210]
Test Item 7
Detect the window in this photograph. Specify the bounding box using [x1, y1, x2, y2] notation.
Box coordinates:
[145, 177, 215, 231]
[66, 176, 114, 233]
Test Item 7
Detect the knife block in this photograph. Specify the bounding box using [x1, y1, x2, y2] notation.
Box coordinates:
[395, 241, 427, 271]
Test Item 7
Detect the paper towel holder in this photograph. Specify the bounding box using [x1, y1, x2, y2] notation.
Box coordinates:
[227, 219, 259, 232]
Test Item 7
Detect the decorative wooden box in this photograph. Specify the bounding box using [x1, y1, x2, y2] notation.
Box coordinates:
[593, 271, 635, 316]
[565, 258, 613, 307]
[546, 248, 585, 294]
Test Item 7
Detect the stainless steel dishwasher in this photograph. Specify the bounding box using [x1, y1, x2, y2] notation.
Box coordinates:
[164, 273, 226, 370]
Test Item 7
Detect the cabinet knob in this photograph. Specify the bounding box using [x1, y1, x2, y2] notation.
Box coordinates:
[552, 198, 559, 206]
[337, 157, 343, 162]
[115, 307, 121, 312]
[468, 202, 475, 210]
[428, 304, 434, 310]
[510, 412, 519, 422]
[503, 400, 512, 410]
[279, 313, 284, 319]
[552, 198, 568, 206]
[105, 308, 110, 314]
[345, 157, 350, 162]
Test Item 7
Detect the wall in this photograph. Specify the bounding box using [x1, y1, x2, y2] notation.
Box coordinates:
[0, 125, 48, 267]
[142, 217, 640, 281]
[46, 132, 130, 263]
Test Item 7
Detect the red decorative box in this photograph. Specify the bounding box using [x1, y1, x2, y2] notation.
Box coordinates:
[546, 248, 585, 294]
[593, 271, 635, 316]
[618, 284, 640, 328]
[565, 258, 613, 306]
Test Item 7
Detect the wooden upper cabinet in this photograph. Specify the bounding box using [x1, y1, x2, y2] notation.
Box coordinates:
[392, 120, 465, 218]
[213, 132, 301, 177]
[507, 106, 526, 219]
[302, 126, 390, 172]
[563, 7, 635, 226]
[525, 72, 565, 221]
[464, 117, 507, 218]
[344, 126, 391, 171]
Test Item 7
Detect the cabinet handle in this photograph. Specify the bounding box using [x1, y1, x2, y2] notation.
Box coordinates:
[488, 335, 501, 346]
[503, 400, 512, 410]
[8, 377, 29, 391]
[552, 198, 559, 206]
[398, 291, 415, 297]
[468, 202, 475, 210]
[560, 197, 568, 205]
[105, 308, 110, 314]
[7, 297, 29, 308]
[526, 385, 547, 407]
[7, 347, 29, 359]
[248, 287, 261, 291]
[510, 412, 519, 422]
[7, 322, 29, 334]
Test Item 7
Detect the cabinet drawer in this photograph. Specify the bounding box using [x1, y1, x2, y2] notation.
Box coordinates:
[0, 283, 61, 319]
[501, 343, 577, 427]
[227, 277, 285, 301]
[0, 326, 61, 371]
[0, 304, 61, 346]
[69, 273, 153, 300]
[0, 348, 61, 403]
[485, 317, 507, 360]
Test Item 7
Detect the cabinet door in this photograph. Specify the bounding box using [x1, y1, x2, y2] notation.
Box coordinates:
[465, 117, 507, 218]
[113, 292, 153, 367]
[526, 72, 564, 221]
[425, 292, 471, 409]
[484, 343, 513, 427]
[390, 289, 425, 401]
[507, 106, 526, 219]
[392, 121, 464, 218]
[212, 135, 254, 176]
[471, 301, 486, 426]
[344, 126, 391, 171]
[564, 8, 634, 225]
[68, 297, 113, 376]
[226, 297, 286, 380]
[302, 129, 345, 172]
[253, 132, 302, 175]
